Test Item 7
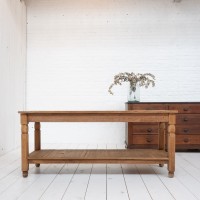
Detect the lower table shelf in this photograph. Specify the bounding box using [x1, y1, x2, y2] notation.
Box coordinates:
[28, 149, 168, 164]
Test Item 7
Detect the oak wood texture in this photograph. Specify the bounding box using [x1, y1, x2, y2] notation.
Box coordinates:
[28, 149, 168, 164]
[34, 122, 41, 167]
[19, 110, 177, 178]
[21, 114, 29, 178]
[130, 134, 158, 145]
[167, 114, 176, 177]
[169, 103, 200, 114]
[19, 110, 175, 123]
[126, 102, 200, 150]
[130, 123, 159, 134]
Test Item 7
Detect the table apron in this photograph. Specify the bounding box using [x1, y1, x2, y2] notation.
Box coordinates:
[27, 114, 169, 123]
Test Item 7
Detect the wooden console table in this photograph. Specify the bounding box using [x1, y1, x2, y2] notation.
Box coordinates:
[19, 110, 177, 178]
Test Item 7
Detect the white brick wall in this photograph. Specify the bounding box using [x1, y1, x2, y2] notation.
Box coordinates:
[26, 0, 200, 143]
[0, 0, 26, 154]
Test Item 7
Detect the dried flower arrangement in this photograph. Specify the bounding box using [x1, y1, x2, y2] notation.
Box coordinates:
[108, 72, 155, 95]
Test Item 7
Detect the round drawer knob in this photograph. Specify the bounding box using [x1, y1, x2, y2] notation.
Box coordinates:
[183, 108, 189, 111]
[184, 138, 189, 143]
[147, 128, 152, 132]
[146, 138, 152, 143]
[183, 118, 188, 121]
[183, 129, 189, 133]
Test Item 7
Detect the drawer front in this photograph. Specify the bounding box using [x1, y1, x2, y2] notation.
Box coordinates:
[131, 134, 158, 145]
[130, 124, 158, 134]
[176, 125, 200, 135]
[128, 104, 168, 110]
[176, 114, 200, 124]
[176, 135, 200, 145]
[169, 104, 200, 114]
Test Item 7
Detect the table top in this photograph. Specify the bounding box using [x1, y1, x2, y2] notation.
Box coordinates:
[125, 102, 200, 104]
[18, 110, 178, 114]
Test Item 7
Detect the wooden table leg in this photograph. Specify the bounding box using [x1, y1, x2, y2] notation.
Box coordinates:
[158, 122, 165, 167]
[167, 114, 176, 178]
[35, 122, 41, 167]
[21, 114, 29, 178]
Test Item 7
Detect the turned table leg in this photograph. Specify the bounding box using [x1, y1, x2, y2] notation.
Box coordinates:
[158, 122, 166, 167]
[21, 114, 29, 178]
[167, 114, 176, 178]
[35, 122, 41, 167]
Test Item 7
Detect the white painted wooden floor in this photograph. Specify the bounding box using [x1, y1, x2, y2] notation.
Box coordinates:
[0, 143, 200, 200]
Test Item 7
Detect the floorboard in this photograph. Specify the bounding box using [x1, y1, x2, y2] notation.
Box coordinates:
[85, 144, 106, 200]
[61, 144, 92, 200]
[137, 165, 175, 200]
[122, 164, 152, 200]
[106, 144, 129, 200]
[152, 164, 199, 200]
[40, 164, 78, 200]
[40, 144, 79, 200]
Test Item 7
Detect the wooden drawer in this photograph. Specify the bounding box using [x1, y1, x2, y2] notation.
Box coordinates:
[130, 134, 200, 148]
[176, 125, 200, 135]
[128, 104, 168, 110]
[169, 104, 200, 114]
[131, 134, 158, 145]
[176, 135, 200, 145]
[176, 114, 200, 124]
[130, 124, 158, 134]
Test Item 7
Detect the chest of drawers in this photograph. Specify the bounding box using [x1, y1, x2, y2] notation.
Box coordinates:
[126, 102, 200, 150]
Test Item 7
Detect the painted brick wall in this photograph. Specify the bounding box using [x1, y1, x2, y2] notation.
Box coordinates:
[0, 0, 26, 154]
[26, 0, 200, 144]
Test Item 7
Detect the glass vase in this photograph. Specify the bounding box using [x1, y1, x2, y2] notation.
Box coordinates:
[128, 83, 140, 102]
